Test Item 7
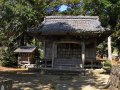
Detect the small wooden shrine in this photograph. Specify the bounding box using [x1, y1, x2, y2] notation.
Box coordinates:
[14, 46, 37, 65]
[29, 16, 111, 71]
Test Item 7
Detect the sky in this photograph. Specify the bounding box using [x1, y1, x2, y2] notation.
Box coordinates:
[59, 4, 68, 12]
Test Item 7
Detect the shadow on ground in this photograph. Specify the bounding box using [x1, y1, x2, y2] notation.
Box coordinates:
[0, 70, 109, 90]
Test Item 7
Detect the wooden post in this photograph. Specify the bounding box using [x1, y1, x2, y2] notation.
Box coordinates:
[108, 36, 112, 61]
[52, 42, 55, 68]
[82, 42, 85, 69]
[43, 41, 46, 67]
[18, 56, 21, 65]
[94, 41, 97, 59]
[28, 57, 30, 64]
[43, 41, 45, 58]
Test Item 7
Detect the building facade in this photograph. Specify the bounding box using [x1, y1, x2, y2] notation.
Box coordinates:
[30, 16, 111, 71]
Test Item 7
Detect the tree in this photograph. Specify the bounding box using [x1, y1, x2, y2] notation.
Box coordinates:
[0, 0, 48, 66]
[58, 0, 120, 56]
[0, 0, 119, 66]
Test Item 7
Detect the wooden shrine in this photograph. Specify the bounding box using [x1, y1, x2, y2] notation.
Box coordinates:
[29, 16, 111, 71]
[14, 46, 37, 66]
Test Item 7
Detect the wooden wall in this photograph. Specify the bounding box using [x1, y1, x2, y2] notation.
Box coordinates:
[45, 41, 53, 58]
[57, 43, 81, 58]
[19, 52, 35, 64]
[44, 41, 96, 60]
[85, 42, 96, 61]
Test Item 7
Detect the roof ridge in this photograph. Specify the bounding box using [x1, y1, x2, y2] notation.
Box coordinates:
[45, 16, 99, 20]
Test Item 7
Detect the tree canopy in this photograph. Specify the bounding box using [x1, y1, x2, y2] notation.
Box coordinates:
[0, 0, 120, 49]
[0, 0, 120, 66]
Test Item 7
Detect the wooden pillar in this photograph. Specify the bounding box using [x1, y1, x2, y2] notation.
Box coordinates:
[18, 55, 21, 65]
[28, 56, 30, 64]
[82, 42, 85, 69]
[52, 42, 55, 68]
[94, 41, 97, 60]
[43, 41, 45, 58]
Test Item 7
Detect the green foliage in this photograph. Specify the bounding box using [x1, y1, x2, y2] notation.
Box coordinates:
[0, 0, 47, 45]
[112, 34, 120, 54]
[0, 0, 48, 67]
[104, 60, 111, 67]
[97, 41, 108, 57]
[0, 0, 120, 66]
[0, 47, 17, 67]
[0, 48, 5, 65]
[103, 60, 111, 73]
[0, 32, 8, 46]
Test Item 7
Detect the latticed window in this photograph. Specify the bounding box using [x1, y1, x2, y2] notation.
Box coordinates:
[57, 43, 81, 58]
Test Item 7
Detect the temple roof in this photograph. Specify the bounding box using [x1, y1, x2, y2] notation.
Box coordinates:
[30, 16, 110, 34]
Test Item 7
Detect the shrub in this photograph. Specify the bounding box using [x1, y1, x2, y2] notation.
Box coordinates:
[103, 60, 112, 67]
[0, 47, 6, 65]
[0, 47, 18, 67]
[103, 60, 112, 73]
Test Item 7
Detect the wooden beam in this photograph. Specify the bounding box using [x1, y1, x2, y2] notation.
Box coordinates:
[82, 42, 85, 69]
[57, 41, 81, 45]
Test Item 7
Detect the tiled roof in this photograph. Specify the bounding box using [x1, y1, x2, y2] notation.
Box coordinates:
[14, 46, 36, 53]
[31, 16, 109, 34]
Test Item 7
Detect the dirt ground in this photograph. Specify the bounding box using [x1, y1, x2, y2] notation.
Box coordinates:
[0, 67, 110, 90]
[0, 66, 27, 71]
